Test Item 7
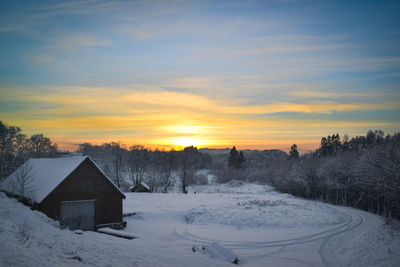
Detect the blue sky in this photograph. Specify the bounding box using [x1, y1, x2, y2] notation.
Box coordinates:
[0, 0, 399, 151]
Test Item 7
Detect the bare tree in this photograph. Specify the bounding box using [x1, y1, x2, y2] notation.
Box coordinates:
[160, 151, 176, 193]
[27, 134, 57, 158]
[77, 143, 96, 159]
[179, 146, 205, 193]
[109, 142, 124, 188]
[128, 145, 149, 187]
[144, 150, 160, 192]
[180, 151, 189, 194]
[12, 162, 35, 200]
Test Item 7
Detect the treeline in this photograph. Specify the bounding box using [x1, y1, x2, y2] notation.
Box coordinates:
[77, 143, 287, 194]
[77, 143, 212, 193]
[263, 131, 400, 220]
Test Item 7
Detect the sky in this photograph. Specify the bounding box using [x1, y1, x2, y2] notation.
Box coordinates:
[0, 0, 399, 152]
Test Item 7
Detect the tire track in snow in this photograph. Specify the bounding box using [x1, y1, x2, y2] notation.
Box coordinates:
[318, 208, 366, 267]
[160, 206, 364, 264]
[170, 208, 362, 248]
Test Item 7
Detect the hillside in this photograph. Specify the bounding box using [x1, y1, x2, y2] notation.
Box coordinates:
[1, 183, 400, 266]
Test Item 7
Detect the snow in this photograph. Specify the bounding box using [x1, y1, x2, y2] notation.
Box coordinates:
[141, 181, 150, 190]
[0, 192, 230, 267]
[1, 182, 400, 266]
[189, 180, 275, 194]
[74, 230, 83, 235]
[200, 242, 238, 263]
[97, 228, 137, 239]
[0, 156, 124, 203]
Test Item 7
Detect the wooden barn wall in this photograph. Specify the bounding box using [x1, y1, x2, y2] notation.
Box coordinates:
[38, 158, 123, 225]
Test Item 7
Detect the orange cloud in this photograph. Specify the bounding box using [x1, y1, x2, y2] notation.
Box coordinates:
[1, 86, 399, 151]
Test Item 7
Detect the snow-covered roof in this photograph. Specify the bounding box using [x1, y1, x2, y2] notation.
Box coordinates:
[0, 156, 125, 203]
[141, 181, 150, 190]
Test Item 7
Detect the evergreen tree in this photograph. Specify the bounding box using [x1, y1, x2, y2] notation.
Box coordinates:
[238, 151, 245, 169]
[289, 144, 299, 159]
[228, 146, 238, 169]
[319, 133, 341, 156]
[228, 146, 245, 170]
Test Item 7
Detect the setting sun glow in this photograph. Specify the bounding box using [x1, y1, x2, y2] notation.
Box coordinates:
[165, 137, 209, 150]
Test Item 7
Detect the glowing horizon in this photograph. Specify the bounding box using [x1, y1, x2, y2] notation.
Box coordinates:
[0, 1, 399, 153]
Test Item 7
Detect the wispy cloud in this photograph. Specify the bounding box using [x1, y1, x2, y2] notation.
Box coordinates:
[0, 23, 24, 33]
[285, 91, 373, 99]
[30, 0, 105, 12]
[1, 86, 399, 150]
[51, 33, 113, 49]
[218, 44, 350, 57]
[25, 54, 55, 64]
[119, 15, 268, 41]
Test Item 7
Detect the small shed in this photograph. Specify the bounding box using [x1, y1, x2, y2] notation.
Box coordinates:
[130, 181, 151, 193]
[0, 156, 126, 231]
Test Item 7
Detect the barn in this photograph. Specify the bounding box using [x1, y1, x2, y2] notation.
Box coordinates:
[0, 156, 126, 231]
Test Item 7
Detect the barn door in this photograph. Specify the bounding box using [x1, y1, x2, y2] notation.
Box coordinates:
[60, 200, 96, 230]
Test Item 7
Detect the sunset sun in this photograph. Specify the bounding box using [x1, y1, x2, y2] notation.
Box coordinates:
[168, 137, 209, 149]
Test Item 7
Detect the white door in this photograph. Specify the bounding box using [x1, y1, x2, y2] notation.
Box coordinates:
[60, 200, 95, 230]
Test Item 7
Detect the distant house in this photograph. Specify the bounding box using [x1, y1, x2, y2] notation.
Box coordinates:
[0, 156, 126, 231]
[130, 181, 151, 193]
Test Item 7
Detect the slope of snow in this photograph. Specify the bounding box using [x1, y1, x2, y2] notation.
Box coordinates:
[124, 183, 400, 266]
[1, 182, 400, 266]
[0, 192, 231, 267]
[188, 180, 275, 194]
[125, 190, 346, 229]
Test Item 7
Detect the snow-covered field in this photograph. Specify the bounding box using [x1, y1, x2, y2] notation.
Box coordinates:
[1, 182, 400, 266]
